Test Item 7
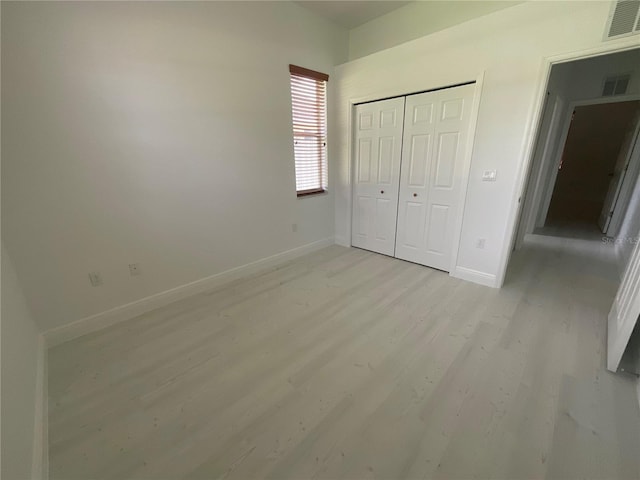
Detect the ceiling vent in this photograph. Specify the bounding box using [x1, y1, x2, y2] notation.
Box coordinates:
[605, 0, 640, 39]
[602, 74, 631, 96]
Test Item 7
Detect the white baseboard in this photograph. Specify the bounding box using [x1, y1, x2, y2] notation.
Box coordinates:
[334, 235, 349, 247]
[451, 266, 498, 288]
[32, 334, 48, 480]
[44, 237, 335, 347]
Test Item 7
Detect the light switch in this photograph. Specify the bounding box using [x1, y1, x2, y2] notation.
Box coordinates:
[482, 170, 497, 182]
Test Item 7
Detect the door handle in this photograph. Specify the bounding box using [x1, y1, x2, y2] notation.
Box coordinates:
[413, 193, 418, 197]
[380, 190, 384, 194]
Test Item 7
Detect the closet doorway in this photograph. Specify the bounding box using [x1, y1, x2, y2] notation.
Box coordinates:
[351, 83, 476, 272]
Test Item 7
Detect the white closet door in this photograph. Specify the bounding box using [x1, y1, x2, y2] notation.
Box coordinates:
[395, 84, 475, 271]
[351, 97, 405, 256]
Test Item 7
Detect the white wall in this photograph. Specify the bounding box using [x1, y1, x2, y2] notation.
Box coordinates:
[348, 1, 521, 60]
[1, 1, 348, 332]
[1, 245, 43, 480]
[333, 1, 640, 286]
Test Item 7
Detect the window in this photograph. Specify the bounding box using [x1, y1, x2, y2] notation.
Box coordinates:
[289, 64, 328, 196]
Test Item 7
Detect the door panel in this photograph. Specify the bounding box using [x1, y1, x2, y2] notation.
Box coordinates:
[359, 112, 374, 130]
[380, 108, 398, 128]
[355, 196, 371, 236]
[357, 138, 372, 183]
[434, 132, 459, 188]
[375, 198, 393, 241]
[404, 202, 425, 248]
[351, 97, 405, 256]
[426, 204, 449, 254]
[408, 135, 431, 187]
[395, 84, 475, 271]
[378, 137, 395, 184]
[441, 98, 464, 120]
[413, 103, 433, 124]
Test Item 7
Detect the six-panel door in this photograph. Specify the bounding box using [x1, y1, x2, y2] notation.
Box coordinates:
[394, 84, 475, 271]
[351, 97, 405, 256]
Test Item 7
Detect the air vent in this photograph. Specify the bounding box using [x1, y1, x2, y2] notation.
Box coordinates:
[602, 74, 631, 96]
[605, 0, 640, 39]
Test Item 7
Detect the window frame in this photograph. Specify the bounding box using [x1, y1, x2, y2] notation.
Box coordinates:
[289, 64, 329, 198]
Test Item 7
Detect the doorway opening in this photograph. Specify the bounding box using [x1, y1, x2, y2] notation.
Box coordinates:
[515, 48, 640, 255]
[510, 47, 640, 374]
[540, 99, 640, 240]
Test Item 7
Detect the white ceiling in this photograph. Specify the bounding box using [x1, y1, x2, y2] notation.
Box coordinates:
[295, 1, 413, 29]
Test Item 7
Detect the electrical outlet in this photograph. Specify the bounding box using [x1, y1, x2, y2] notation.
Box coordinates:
[129, 263, 141, 276]
[476, 238, 486, 249]
[292, 223, 298, 233]
[88, 272, 103, 287]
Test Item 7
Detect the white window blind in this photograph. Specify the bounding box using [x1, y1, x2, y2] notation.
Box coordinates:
[289, 64, 328, 196]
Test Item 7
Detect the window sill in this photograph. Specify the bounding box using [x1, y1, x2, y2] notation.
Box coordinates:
[297, 189, 327, 198]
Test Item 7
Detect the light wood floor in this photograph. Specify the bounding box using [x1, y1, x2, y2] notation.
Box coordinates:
[48, 238, 640, 479]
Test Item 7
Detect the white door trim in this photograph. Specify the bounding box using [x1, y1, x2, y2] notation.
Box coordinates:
[496, 39, 640, 288]
[534, 95, 566, 230]
[515, 92, 566, 249]
[346, 72, 484, 280]
[535, 97, 570, 229]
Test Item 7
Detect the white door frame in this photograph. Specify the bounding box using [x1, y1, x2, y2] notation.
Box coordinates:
[535, 93, 640, 232]
[496, 39, 640, 288]
[514, 92, 566, 250]
[347, 73, 485, 278]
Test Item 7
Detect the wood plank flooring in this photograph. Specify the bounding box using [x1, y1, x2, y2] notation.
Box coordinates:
[48, 238, 640, 479]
